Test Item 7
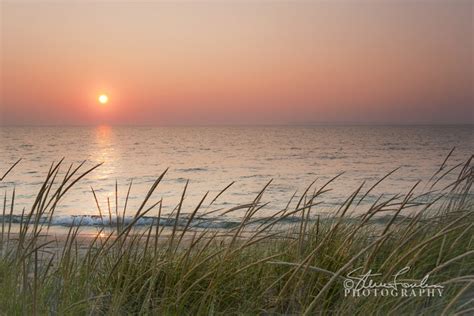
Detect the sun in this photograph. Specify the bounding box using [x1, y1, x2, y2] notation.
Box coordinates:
[98, 94, 109, 104]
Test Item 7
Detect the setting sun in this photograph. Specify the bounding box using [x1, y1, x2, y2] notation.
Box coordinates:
[98, 94, 109, 104]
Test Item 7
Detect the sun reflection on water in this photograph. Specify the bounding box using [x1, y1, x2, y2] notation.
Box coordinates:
[94, 125, 116, 179]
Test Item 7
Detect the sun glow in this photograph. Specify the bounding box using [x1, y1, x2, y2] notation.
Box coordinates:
[98, 94, 109, 104]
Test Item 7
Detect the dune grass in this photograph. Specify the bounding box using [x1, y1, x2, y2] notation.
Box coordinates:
[0, 154, 472, 315]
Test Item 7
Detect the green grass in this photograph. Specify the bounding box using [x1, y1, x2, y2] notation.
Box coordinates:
[0, 154, 472, 315]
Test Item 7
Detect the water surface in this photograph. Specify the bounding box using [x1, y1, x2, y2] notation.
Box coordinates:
[0, 125, 472, 226]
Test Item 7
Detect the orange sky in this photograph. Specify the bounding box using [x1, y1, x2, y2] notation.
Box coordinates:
[1, 1, 472, 125]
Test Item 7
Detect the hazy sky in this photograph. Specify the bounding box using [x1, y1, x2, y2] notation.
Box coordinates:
[1, 1, 472, 125]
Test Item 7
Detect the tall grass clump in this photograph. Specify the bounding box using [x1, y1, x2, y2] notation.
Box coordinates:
[0, 153, 472, 315]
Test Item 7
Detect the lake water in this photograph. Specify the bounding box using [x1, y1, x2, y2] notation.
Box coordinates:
[0, 125, 472, 228]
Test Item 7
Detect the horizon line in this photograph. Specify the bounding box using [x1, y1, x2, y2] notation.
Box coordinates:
[1, 122, 473, 128]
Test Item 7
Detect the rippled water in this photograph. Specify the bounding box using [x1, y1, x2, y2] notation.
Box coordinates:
[0, 126, 472, 225]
